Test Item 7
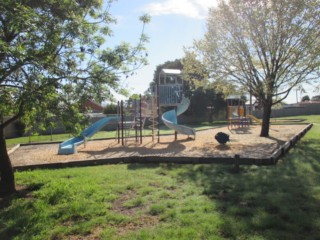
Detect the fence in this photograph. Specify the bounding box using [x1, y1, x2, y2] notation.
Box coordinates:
[252, 103, 320, 118]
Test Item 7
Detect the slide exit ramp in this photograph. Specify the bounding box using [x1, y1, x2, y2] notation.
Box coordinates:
[58, 116, 119, 155]
[161, 97, 196, 138]
[247, 114, 262, 125]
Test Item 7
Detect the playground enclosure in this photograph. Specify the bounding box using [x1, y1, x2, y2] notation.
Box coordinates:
[6, 67, 314, 165]
[10, 123, 310, 169]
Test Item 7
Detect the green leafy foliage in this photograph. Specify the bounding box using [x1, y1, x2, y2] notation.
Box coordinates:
[146, 59, 183, 94]
[0, 0, 150, 194]
[0, 0, 150, 131]
[301, 95, 310, 102]
[103, 104, 118, 115]
[185, 0, 320, 136]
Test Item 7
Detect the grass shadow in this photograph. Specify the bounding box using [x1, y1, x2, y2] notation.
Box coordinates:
[127, 163, 160, 170]
[0, 183, 43, 210]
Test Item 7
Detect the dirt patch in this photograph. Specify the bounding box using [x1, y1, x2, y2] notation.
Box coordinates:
[65, 227, 104, 240]
[112, 190, 159, 236]
[116, 215, 158, 236]
[112, 190, 141, 216]
[9, 124, 308, 167]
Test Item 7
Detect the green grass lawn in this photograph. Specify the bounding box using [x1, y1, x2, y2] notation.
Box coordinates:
[1, 115, 320, 239]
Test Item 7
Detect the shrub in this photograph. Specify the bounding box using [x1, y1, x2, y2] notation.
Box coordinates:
[103, 104, 118, 114]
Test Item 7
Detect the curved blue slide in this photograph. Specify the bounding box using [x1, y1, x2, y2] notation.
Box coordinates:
[58, 116, 119, 155]
[162, 97, 196, 138]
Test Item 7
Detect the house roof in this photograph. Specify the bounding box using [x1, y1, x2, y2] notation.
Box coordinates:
[160, 69, 181, 75]
[227, 95, 242, 100]
[84, 99, 104, 113]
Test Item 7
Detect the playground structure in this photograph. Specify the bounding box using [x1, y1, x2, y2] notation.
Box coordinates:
[157, 69, 184, 106]
[161, 96, 196, 138]
[58, 95, 157, 155]
[156, 69, 196, 140]
[116, 90, 195, 144]
[117, 95, 158, 145]
[227, 95, 250, 129]
[58, 68, 195, 155]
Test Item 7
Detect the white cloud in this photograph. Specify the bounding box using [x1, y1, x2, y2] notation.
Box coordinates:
[142, 0, 218, 19]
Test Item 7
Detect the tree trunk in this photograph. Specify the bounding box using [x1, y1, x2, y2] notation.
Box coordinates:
[0, 126, 16, 196]
[260, 99, 272, 137]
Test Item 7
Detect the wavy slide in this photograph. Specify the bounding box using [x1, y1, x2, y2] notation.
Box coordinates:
[58, 116, 119, 155]
[162, 97, 196, 138]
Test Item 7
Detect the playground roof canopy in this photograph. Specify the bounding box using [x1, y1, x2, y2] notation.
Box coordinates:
[160, 69, 181, 75]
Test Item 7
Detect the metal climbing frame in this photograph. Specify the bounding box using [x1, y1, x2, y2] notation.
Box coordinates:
[146, 96, 158, 143]
[150, 68, 185, 142]
[117, 99, 142, 145]
[117, 95, 158, 145]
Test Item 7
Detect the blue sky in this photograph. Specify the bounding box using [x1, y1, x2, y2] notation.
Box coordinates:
[107, 0, 314, 103]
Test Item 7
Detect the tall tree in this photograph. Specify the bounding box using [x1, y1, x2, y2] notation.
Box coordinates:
[301, 95, 310, 102]
[182, 50, 239, 97]
[185, 0, 320, 136]
[0, 0, 150, 196]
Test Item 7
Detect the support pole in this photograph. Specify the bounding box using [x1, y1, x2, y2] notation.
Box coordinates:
[139, 94, 142, 144]
[121, 100, 124, 146]
[174, 106, 177, 141]
[117, 101, 120, 144]
[134, 99, 138, 142]
[157, 83, 160, 143]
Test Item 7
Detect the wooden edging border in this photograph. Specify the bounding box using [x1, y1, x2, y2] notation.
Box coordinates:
[13, 155, 276, 171]
[8, 144, 20, 155]
[13, 123, 313, 171]
[269, 123, 313, 163]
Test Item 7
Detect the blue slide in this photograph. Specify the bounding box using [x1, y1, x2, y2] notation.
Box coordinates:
[58, 116, 119, 155]
[162, 97, 196, 138]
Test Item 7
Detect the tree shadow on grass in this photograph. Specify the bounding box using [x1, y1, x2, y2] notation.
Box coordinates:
[127, 163, 160, 170]
[171, 139, 320, 239]
[0, 183, 43, 210]
[0, 183, 45, 239]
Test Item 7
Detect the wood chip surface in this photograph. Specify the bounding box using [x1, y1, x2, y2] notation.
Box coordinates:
[10, 124, 307, 167]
